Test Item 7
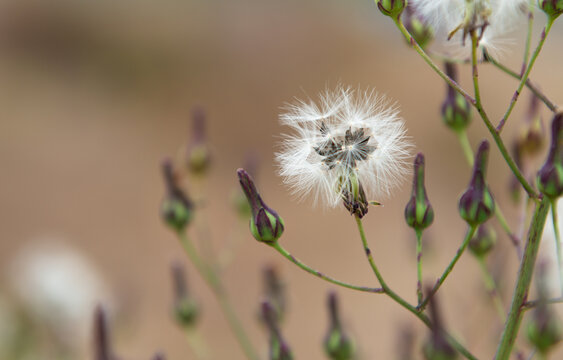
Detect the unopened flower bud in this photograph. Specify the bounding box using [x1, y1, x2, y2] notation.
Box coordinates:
[376, 0, 406, 19]
[441, 62, 471, 131]
[94, 306, 114, 360]
[468, 223, 496, 258]
[537, 112, 563, 199]
[262, 266, 286, 323]
[423, 289, 458, 360]
[161, 159, 194, 232]
[262, 301, 293, 360]
[171, 263, 199, 328]
[404, 4, 434, 49]
[324, 292, 355, 360]
[539, 0, 563, 19]
[527, 304, 562, 354]
[187, 106, 211, 176]
[459, 141, 495, 226]
[237, 169, 284, 244]
[405, 153, 434, 231]
[517, 95, 545, 157]
[233, 153, 260, 219]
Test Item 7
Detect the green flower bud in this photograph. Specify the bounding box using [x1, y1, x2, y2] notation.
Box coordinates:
[539, 0, 563, 19]
[459, 141, 495, 226]
[441, 62, 471, 131]
[517, 95, 545, 157]
[262, 302, 293, 360]
[324, 292, 355, 360]
[237, 168, 284, 243]
[468, 223, 496, 258]
[376, 0, 407, 19]
[537, 112, 563, 199]
[405, 153, 434, 231]
[187, 107, 211, 176]
[161, 159, 194, 232]
[404, 4, 434, 49]
[171, 263, 199, 328]
[527, 304, 562, 354]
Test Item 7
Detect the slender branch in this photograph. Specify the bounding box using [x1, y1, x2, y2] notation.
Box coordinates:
[495, 197, 551, 360]
[522, 5, 535, 76]
[551, 199, 563, 296]
[354, 215, 477, 360]
[271, 242, 384, 294]
[419, 226, 478, 311]
[522, 296, 563, 311]
[468, 34, 539, 199]
[416, 228, 423, 305]
[393, 18, 475, 104]
[497, 18, 555, 132]
[178, 232, 260, 360]
[184, 328, 210, 360]
[476, 256, 506, 322]
[470, 31, 483, 107]
[455, 129, 475, 166]
[484, 51, 557, 112]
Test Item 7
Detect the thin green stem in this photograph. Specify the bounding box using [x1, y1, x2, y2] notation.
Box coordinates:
[468, 33, 539, 200]
[551, 199, 563, 296]
[495, 197, 551, 360]
[455, 129, 474, 166]
[178, 232, 259, 360]
[419, 226, 478, 311]
[354, 215, 477, 360]
[497, 18, 555, 132]
[185, 328, 210, 360]
[416, 228, 423, 305]
[393, 18, 475, 104]
[271, 242, 384, 293]
[476, 256, 506, 322]
[522, 296, 563, 310]
[484, 50, 557, 112]
[470, 31, 482, 107]
[522, 4, 535, 75]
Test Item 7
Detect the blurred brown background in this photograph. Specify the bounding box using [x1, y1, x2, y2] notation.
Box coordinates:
[0, 0, 562, 359]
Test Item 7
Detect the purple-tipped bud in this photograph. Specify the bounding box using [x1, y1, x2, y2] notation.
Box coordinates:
[441, 62, 471, 131]
[423, 290, 458, 360]
[237, 169, 284, 244]
[376, 0, 406, 18]
[405, 153, 434, 231]
[324, 292, 355, 360]
[171, 262, 199, 328]
[187, 106, 211, 176]
[404, 4, 434, 49]
[517, 95, 545, 157]
[468, 222, 497, 258]
[539, 0, 563, 19]
[262, 301, 293, 360]
[161, 159, 194, 232]
[94, 306, 114, 360]
[152, 353, 166, 360]
[262, 266, 286, 323]
[459, 141, 495, 226]
[537, 113, 563, 199]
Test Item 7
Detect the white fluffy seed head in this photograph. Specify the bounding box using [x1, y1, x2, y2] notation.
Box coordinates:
[410, 0, 531, 58]
[276, 86, 413, 208]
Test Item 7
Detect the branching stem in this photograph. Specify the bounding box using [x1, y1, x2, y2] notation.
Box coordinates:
[178, 232, 259, 360]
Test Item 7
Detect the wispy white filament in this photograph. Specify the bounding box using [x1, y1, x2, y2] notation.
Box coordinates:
[410, 0, 531, 57]
[276, 86, 412, 208]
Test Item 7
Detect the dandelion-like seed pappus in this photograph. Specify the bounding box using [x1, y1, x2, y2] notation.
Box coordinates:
[276, 86, 412, 217]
